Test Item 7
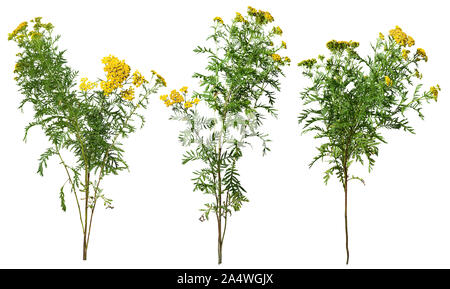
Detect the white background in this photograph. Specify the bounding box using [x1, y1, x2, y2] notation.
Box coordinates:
[0, 0, 449, 268]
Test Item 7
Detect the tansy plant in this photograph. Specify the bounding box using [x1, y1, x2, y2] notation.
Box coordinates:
[9, 17, 166, 260]
[298, 26, 440, 264]
[160, 6, 289, 264]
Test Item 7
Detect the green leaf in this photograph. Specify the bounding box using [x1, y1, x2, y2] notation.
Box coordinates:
[59, 184, 66, 212]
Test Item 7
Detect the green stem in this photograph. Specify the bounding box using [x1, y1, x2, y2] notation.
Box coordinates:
[56, 148, 84, 234]
[83, 171, 90, 260]
[71, 119, 91, 260]
[217, 144, 223, 265]
[344, 167, 349, 265]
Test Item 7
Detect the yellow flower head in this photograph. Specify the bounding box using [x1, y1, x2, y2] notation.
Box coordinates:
[271, 54, 282, 62]
[184, 101, 193, 109]
[158, 75, 167, 86]
[235, 12, 246, 23]
[379, 32, 385, 40]
[193, 98, 200, 105]
[151, 70, 167, 87]
[29, 31, 42, 40]
[79, 77, 98, 91]
[281, 41, 287, 49]
[14, 62, 22, 74]
[416, 48, 428, 62]
[246, 6, 274, 24]
[160, 94, 168, 101]
[8, 21, 28, 41]
[100, 55, 131, 95]
[430, 85, 441, 101]
[326, 40, 359, 52]
[298, 58, 317, 69]
[213, 17, 224, 24]
[164, 99, 172, 107]
[180, 86, 188, 93]
[388, 26, 414, 47]
[407, 36, 415, 47]
[264, 11, 274, 22]
[132, 70, 147, 88]
[402, 49, 410, 60]
[170, 89, 184, 103]
[385, 76, 392, 86]
[120, 87, 135, 101]
[272, 26, 283, 36]
[247, 6, 258, 16]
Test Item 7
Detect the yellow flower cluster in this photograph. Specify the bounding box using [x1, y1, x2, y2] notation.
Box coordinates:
[283, 56, 291, 64]
[151, 70, 167, 87]
[248, 6, 258, 14]
[271, 54, 281, 62]
[160, 94, 168, 103]
[79, 77, 98, 91]
[272, 26, 283, 36]
[8, 17, 54, 42]
[298, 58, 317, 69]
[416, 48, 428, 62]
[214, 17, 224, 24]
[132, 70, 147, 88]
[31, 17, 53, 31]
[8, 21, 28, 41]
[29, 31, 42, 40]
[247, 6, 274, 24]
[402, 49, 410, 60]
[120, 87, 135, 101]
[430, 85, 441, 101]
[13, 62, 22, 74]
[281, 41, 287, 49]
[160, 87, 200, 109]
[264, 11, 274, 22]
[100, 55, 130, 96]
[326, 40, 360, 52]
[388, 26, 415, 47]
[379, 32, 385, 40]
[235, 12, 246, 23]
[385, 76, 392, 86]
[170, 89, 184, 103]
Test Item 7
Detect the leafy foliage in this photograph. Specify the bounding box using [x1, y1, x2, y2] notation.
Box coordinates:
[9, 17, 165, 259]
[299, 30, 439, 185]
[298, 27, 440, 264]
[162, 7, 288, 263]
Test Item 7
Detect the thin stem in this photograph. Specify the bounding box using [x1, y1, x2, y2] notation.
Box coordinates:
[83, 171, 90, 260]
[55, 148, 85, 234]
[217, 144, 223, 265]
[344, 166, 349, 265]
[71, 119, 91, 261]
[221, 191, 229, 245]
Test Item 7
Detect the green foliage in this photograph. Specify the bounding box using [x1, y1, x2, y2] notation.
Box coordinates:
[163, 7, 288, 263]
[298, 30, 439, 185]
[9, 17, 165, 259]
[298, 27, 440, 264]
